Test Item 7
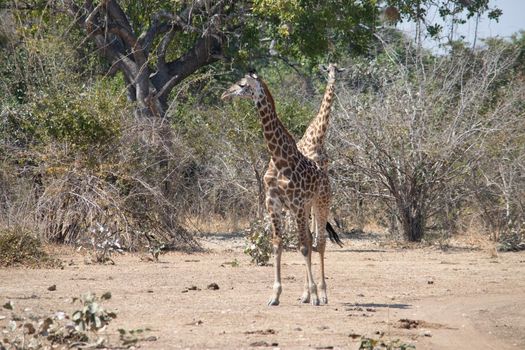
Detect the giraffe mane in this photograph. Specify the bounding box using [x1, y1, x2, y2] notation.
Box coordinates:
[258, 78, 297, 143]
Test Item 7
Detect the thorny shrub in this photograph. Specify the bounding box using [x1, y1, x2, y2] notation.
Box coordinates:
[0, 227, 62, 268]
[498, 222, 525, 252]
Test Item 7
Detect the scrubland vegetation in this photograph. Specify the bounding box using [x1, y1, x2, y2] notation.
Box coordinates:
[0, 1, 523, 263]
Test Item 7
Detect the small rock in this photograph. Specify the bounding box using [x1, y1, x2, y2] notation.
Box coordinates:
[427, 280, 434, 285]
[252, 342, 269, 347]
[23, 323, 36, 334]
[207, 283, 220, 290]
[188, 285, 200, 291]
[47, 285, 57, 291]
[244, 329, 277, 335]
[421, 330, 432, 337]
[144, 336, 158, 341]
[249, 341, 278, 347]
[348, 333, 361, 339]
[184, 319, 203, 326]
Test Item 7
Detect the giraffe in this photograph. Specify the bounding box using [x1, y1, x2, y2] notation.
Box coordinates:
[222, 72, 327, 306]
[297, 63, 343, 169]
[297, 63, 344, 303]
[266, 63, 343, 304]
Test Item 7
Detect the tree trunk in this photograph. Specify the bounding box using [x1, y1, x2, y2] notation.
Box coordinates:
[68, 0, 225, 120]
[399, 204, 425, 242]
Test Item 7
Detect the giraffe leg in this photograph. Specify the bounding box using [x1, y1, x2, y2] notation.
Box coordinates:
[312, 200, 329, 304]
[317, 241, 328, 304]
[265, 187, 284, 306]
[268, 232, 283, 306]
[297, 208, 319, 306]
[301, 209, 316, 303]
[300, 269, 310, 304]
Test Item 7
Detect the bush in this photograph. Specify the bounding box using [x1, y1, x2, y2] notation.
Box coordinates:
[244, 219, 272, 266]
[498, 223, 525, 252]
[0, 227, 61, 268]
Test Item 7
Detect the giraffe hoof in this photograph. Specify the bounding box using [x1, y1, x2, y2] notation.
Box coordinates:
[300, 292, 310, 304]
[311, 297, 320, 306]
[321, 297, 328, 305]
[268, 298, 280, 306]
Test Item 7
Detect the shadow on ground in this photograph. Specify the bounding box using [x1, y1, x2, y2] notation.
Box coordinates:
[343, 302, 412, 309]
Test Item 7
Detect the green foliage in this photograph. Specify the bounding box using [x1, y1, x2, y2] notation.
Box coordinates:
[250, 0, 377, 62]
[243, 216, 299, 265]
[118, 327, 155, 347]
[386, 0, 502, 38]
[0, 290, 154, 349]
[359, 337, 415, 350]
[71, 292, 116, 333]
[0, 227, 62, 268]
[244, 219, 272, 266]
[1, 33, 124, 151]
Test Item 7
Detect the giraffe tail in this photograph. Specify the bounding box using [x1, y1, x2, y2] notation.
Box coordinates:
[326, 221, 344, 247]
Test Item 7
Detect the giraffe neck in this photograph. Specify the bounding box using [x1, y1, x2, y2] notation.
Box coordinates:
[299, 79, 335, 150]
[256, 83, 301, 166]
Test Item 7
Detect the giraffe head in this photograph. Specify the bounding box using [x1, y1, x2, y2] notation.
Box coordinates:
[221, 72, 266, 101]
[321, 63, 345, 84]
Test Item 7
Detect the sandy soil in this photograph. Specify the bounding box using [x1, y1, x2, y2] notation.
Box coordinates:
[1, 232, 525, 349]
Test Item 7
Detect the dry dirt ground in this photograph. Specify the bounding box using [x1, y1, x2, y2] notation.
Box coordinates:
[1, 231, 525, 349]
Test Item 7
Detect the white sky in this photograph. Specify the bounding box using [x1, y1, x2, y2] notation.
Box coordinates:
[396, 0, 524, 49]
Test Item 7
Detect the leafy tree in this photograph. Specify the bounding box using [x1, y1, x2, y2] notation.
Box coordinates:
[384, 0, 502, 47]
[17, 0, 375, 120]
[4, 1, 502, 119]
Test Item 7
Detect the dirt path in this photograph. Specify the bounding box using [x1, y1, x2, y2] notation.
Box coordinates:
[1, 233, 524, 349]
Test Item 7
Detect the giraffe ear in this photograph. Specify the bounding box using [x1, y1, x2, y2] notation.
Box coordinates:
[320, 64, 328, 72]
[336, 67, 346, 73]
[248, 68, 258, 79]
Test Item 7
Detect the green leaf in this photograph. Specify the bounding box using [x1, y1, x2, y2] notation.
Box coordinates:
[94, 315, 102, 329]
[72, 310, 82, 321]
[76, 320, 86, 332]
[88, 302, 99, 314]
[2, 301, 13, 310]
